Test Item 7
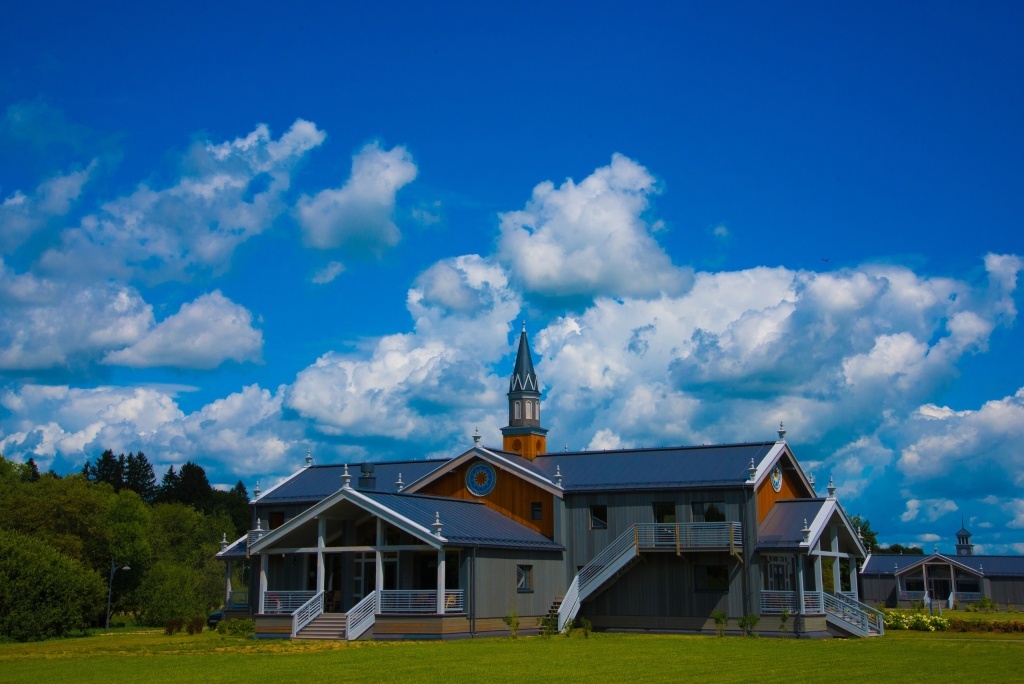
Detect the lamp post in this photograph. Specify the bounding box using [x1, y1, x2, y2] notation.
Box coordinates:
[106, 559, 131, 631]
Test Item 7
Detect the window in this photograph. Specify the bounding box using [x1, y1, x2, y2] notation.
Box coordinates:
[653, 503, 676, 524]
[514, 401, 521, 420]
[526, 400, 533, 420]
[590, 505, 608, 530]
[695, 564, 729, 592]
[269, 511, 285, 529]
[517, 564, 533, 592]
[692, 502, 726, 523]
[531, 501, 543, 521]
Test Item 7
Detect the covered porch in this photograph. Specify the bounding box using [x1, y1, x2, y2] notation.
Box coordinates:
[247, 478, 465, 639]
[894, 555, 983, 606]
[756, 493, 880, 637]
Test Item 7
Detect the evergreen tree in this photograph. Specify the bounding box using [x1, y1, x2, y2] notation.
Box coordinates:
[124, 451, 157, 502]
[176, 461, 212, 510]
[22, 458, 40, 483]
[157, 466, 181, 503]
[85, 449, 125, 492]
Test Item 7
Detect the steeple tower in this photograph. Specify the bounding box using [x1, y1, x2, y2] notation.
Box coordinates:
[955, 518, 974, 556]
[502, 322, 548, 460]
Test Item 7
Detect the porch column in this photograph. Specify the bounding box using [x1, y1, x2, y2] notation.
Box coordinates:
[830, 526, 840, 594]
[317, 516, 326, 593]
[375, 518, 384, 614]
[922, 562, 929, 606]
[259, 553, 268, 614]
[950, 565, 958, 606]
[796, 554, 805, 616]
[848, 560, 858, 602]
[436, 547, 446, 615]
[224, 560, 233, 607]
[814, 555, 823, 596]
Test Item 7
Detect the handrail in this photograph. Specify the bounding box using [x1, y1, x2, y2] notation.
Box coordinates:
[760, 590, 823, 614]
[558, 525, 640, 630]
[831, 591, 884, 635]
[346, 591, 376, 641]
[634, 522, 743, 550]
[227, 590, 248, 609]
[292, 591, 324, 637]
[262, 590, 317, 614]
[557, 576, 581, 632]
[378, 589, 465, 613]
[823, 592, 873, 636]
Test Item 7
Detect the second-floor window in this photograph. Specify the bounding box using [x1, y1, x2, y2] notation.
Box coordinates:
[691, 502, 726, 523]
[590, 505, 608, 530]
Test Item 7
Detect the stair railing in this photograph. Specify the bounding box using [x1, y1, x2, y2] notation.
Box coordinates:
[346, 591, 376, 641]
[291, 591, 325, 637]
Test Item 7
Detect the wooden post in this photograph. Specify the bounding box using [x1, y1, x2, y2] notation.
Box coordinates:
[796, 554, 805, 617]
[259, 553, 268, 614]
[436, 548, 446, 615]
[317, 517, 326, 594]
[848, 559, 858, 602]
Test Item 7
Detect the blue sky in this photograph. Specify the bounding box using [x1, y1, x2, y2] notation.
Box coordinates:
[1, 1, 1023, 552]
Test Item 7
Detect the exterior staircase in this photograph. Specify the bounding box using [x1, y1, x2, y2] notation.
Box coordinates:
[824, 592, 884, 638]
[557, 526, 641, 630]
[295, 613, 347, 640]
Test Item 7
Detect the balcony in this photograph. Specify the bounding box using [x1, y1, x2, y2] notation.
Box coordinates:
[634, 522, 743, 552]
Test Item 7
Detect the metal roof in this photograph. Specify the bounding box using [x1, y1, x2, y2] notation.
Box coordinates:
[531, 442, 777, 491]
[509, 325, 539, 394]
[255, 459, 450, 503]
[757, 498, 828, 549]
[862, 553, 1024, 577]
[215, 534, 248, 560]
[360, 491, 563, 551]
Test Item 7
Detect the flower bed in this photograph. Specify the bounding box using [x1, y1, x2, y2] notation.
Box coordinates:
[883, 610, 1024, 633]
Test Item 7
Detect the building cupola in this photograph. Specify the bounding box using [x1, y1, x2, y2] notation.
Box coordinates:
[501, 322, 548, 460]
[955, 518, 974, 556]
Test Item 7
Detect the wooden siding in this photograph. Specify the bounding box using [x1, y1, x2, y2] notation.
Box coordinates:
[755, 454, 810, 524]
[564, 489, 750, 574]
[470, 548, 564, 619]
[373, 616, 514, 639]
[583, 552, 746, 618]
[989, 578, 1024, 606]
[417, 457, 555, 538]
[502, 432, 547, 461]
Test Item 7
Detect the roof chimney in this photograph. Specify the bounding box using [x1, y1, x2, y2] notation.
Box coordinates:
[358, 462, 376, 490]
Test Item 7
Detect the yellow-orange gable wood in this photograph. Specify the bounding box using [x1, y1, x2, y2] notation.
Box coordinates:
[502, 433, 547, 461]
[417, 458, 554, 539]
[756, 455, 811, 524]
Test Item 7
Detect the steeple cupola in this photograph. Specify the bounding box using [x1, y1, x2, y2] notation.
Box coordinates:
[955, 518, 974, 556]
[501, 323, 548, 460]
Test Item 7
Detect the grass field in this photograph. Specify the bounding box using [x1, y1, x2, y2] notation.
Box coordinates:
[2, 630, 1021, 683]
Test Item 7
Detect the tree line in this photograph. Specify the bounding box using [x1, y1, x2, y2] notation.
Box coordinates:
[0, 453, 252, 641]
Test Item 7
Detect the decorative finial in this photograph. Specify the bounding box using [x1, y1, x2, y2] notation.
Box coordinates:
[979, 563, 984, 574]
[554, 465, 563, 489]
[473, 427, 481, 445]
[253, 480, 261, 500]
[564, 443, 568, 453]
[396, 472, 404, 491]
[934, 545, 938, 554]
[801, 518, 810, 543]
[777, 421, 786, 441]
[827, 476, 836, 499]
[432, 511, 443, 538]
[748, 458, 757, 480]
[894, 561, 899, 573]
[342, 464, 351, 489]
[305, 447, 313, 468]
[255, 518, 262, 531]
[808, 472, 815, 490]
[220, 533, 228, 551]
[522, 320, 526, 332]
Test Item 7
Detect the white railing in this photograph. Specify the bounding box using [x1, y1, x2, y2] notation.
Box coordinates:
[760, 590, 798, 613]
[291, 591, 324, 636]
[378, 589, 465, 613]
[558, 526, 640, 631]
[635, 522, 743, 551]
[247, 529, 264, 547]
[832, 591, 884, 635]
[557, 576, 581, 632]
[760, 590, 824, 614]
[227, 590, 248, 609]
[444, 589, 465, 612]
[262, 590, 317, 614]
[898, 590, 926, 601]
[347, 591, 376, 641]
[954, 592, 982, 602]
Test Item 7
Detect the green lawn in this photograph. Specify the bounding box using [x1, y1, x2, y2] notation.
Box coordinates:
[2, 630, 1021, 683]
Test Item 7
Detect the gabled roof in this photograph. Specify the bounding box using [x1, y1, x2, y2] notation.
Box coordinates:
[531, 442, 778, 491]
[862, 553, 1024, 577]
[509, 325, 538, 394]
[254, 459, 450, 504]
[249, 484, 563, 554]
[757, 497, 867, 556]
[361, 491, 563, 551]
[403, 445, 563, 497]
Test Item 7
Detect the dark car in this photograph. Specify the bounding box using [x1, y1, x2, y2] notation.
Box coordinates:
[207, 610, 224, 629]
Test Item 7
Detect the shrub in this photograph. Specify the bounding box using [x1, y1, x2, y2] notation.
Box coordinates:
[164, 617, 184, 635]
[778, 609, 790, 635]
[0, 530, 105, 642]
[186, 616, 205, 635]
[562, 616, 574, 637]
[711, 610, 727, 637]
[976, 597, 997, 613]
[737, 614, 761, 634]
[502, 607, 519, 639]
[580, 617, 592, 638]
[535, 614, 557, 638]
[216, 618, 255, 637]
